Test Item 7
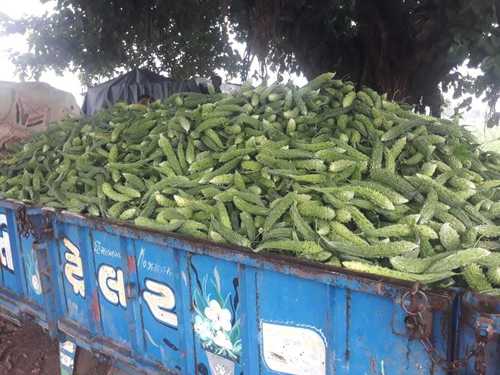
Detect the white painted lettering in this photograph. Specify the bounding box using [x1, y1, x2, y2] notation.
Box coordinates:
[63, 238, 85, 297]
[98, 265, 127, 308]
[143, 279, 178, 327]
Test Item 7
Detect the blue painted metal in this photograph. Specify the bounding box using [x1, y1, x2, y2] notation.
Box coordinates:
[1, 199, 498, 374]
[455, 292, 499, 375]
[46, 210, 459, 375]
[0, 200, 53, 327]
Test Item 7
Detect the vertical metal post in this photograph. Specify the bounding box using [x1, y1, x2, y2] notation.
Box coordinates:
[32, 212, 58, 336]
[473, 317, 494, 375]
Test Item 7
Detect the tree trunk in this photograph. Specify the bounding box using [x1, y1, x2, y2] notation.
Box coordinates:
[247, 0, 455, 116]
[353, 0, 452, 116]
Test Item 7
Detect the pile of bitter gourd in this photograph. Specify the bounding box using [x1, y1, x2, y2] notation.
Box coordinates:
[1, 72, 499, 294]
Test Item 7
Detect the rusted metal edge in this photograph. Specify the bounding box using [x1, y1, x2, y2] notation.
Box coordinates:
[0, 287, 48, 318]
[0, 304, 22, 326]
[58, 319, 131, 354]
[0, 198, 24, 210]
[0, 199, 44, 216]
[0, 199, 47, 241]
[0, 288, 49, 330]
[462, 291, 500, 316]
[58, 319, 175, 375]
[461, 292, 500, 339]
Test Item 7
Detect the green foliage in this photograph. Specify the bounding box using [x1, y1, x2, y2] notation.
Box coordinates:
[0, 0, 242, 84]
[2, 1, 500, 116]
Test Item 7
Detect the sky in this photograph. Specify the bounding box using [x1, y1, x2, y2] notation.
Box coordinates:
[0, 0, 306, 107]
[0, 1, 495, 142]
[0, 1, 83, 103]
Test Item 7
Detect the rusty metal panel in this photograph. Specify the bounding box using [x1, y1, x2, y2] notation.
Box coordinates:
[456, 292, 499, 375]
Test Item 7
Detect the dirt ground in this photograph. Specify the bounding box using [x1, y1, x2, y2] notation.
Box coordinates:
[0, 317, 114, 375]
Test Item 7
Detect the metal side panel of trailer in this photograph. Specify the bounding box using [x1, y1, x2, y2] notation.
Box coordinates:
[0, 200, 54, 328]
[46, 210, 460, 375]
[455, 293, 499, 375]
[1, 200, 498, 375]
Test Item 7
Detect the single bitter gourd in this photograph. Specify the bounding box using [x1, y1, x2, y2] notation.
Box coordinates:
[463, 264, 493, 292]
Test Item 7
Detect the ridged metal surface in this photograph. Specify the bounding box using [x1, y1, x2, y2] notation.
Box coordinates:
[0, 199, 498, 374]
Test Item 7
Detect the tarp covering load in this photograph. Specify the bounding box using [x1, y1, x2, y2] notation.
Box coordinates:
[0, 81, 81, 152]
[82, 69, 203, 116]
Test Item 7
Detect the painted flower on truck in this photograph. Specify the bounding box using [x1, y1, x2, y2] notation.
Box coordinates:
[193, 267, 241, 365]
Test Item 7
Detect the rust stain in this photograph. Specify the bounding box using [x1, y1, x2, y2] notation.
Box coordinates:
[461, 296, 499, 335]
[91, 290, 101, 323]
[468, 293, 500, 314]
[427, 294, 453, 311]
[370, 357, 377, 374]
[127, 255, 136, 273]
[439, 308, 449, 348]
[375, 281, 385, 296]
[461, 300, 476, 330]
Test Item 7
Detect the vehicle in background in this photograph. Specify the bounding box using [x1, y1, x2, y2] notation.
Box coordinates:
[82, 68, 203, 116]
[0, 81, 81, 151]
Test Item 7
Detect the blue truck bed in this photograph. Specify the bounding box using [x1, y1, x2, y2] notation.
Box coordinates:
[0, 199, 498, 374]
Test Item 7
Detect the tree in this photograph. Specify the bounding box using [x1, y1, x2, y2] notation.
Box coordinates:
[1, 0, 500, 119]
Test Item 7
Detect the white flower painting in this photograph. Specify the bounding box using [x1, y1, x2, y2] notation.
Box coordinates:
[192, 267, 241, 364]
[205, 300, 233, 332]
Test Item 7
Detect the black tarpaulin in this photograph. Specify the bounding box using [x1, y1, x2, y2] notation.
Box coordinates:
[82, 69, 203, 115]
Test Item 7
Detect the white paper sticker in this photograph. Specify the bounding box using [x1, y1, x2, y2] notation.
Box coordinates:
[60, 352, 74, 367]
[61, 340, 76, 353]
[262, 322, 326, 375]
